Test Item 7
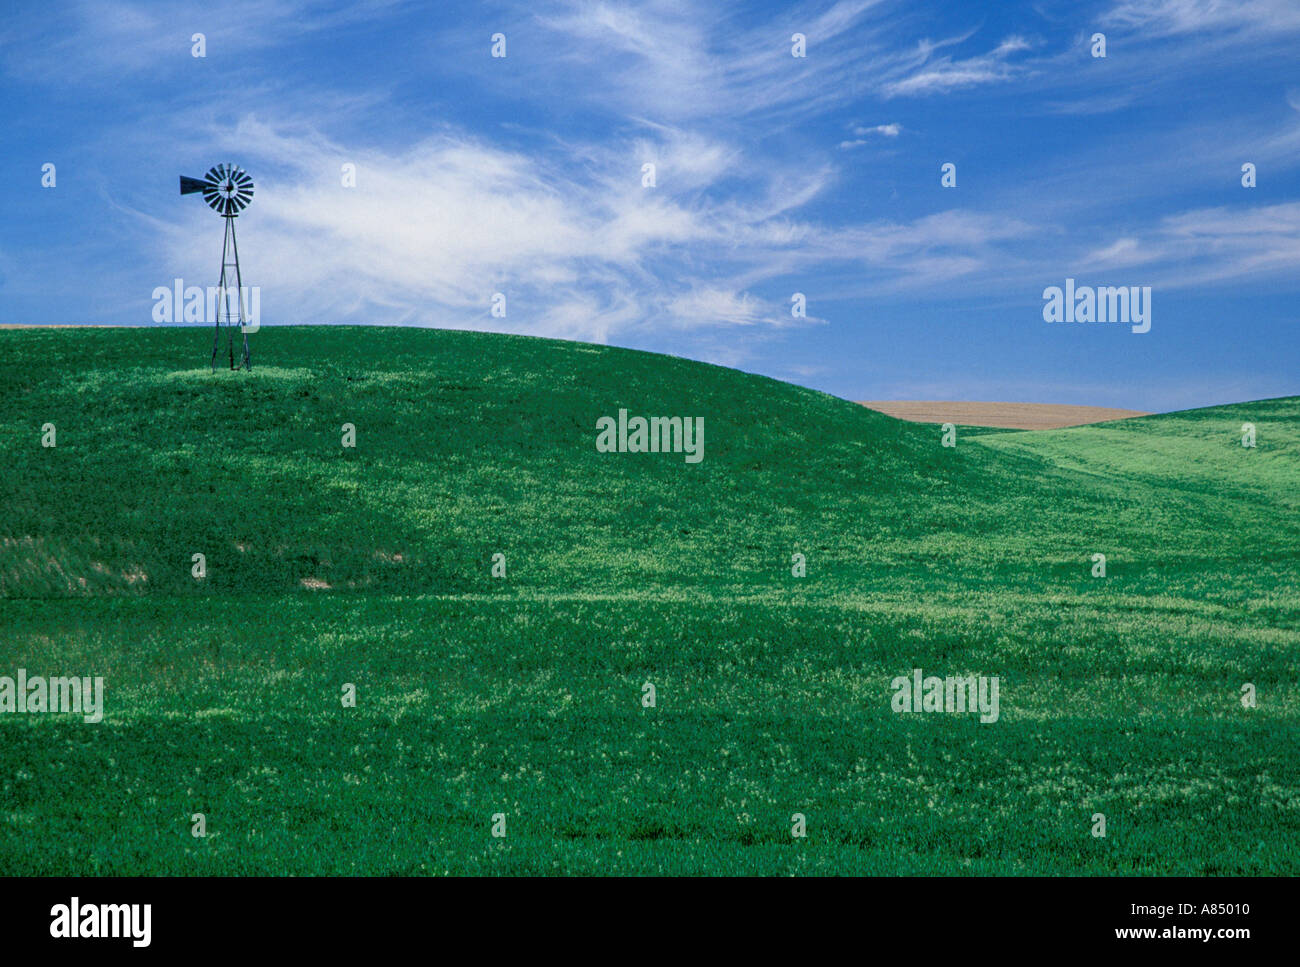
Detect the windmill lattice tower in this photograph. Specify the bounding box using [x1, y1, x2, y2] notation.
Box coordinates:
[180, 164, 255, 371]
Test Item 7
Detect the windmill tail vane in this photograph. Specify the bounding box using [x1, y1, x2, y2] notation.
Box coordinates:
[180, 163, 255, 372]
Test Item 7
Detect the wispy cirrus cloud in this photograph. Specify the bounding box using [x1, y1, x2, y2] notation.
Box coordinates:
[0, 0, 407, 82]
[142, 115, 849, 346]
[839, 121, 902, 148]
[525, 0, 902, 123]
[881, 34, 1035, 97]
[1080, 202, 1300, 286]
[1102, 0, 1300, 38]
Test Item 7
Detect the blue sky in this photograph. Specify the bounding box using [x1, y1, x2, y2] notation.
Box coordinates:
[2, 0, 1297, 410]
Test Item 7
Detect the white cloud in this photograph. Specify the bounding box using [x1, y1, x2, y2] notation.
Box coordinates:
[882, 34, 1034, 98]
[840, 122, 901, 149]
[527, 0, 936, 122]
[666, 288, 780, 327]
[853, 123, 902, 137]
[0, 0, 406, 82]
[1078, 203, 1300, 286]
[148, 116, 849, 342]
[1082, 237, 1148, 267]
[1103, 0, 1300, 37]
[138, 106, 1069, 344]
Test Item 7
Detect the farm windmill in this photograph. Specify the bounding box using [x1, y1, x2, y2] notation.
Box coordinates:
[180, 164, 255, 371]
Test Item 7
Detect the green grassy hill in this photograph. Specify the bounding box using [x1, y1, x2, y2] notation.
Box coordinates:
[1, 325, 1297, 874]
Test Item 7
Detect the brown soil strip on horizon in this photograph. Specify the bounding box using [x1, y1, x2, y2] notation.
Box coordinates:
[859, 400, 1151, 430]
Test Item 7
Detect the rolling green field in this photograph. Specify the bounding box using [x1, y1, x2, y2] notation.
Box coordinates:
[1, 325, 1297, 875]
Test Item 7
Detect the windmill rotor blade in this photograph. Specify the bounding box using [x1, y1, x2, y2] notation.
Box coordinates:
[185, 163, 254, 215]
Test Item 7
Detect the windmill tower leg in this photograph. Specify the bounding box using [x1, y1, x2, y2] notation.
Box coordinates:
[229, 218, 252, 371]
[211, 215, 233, 372]
[209, 321, 221, 372]
[216, 215, 247, 371]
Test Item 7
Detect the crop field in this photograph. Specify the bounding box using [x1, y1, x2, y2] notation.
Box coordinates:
[1, 325, 1297, 875]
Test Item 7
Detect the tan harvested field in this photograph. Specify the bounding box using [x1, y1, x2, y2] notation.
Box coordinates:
[858, 400, 1151, 430]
